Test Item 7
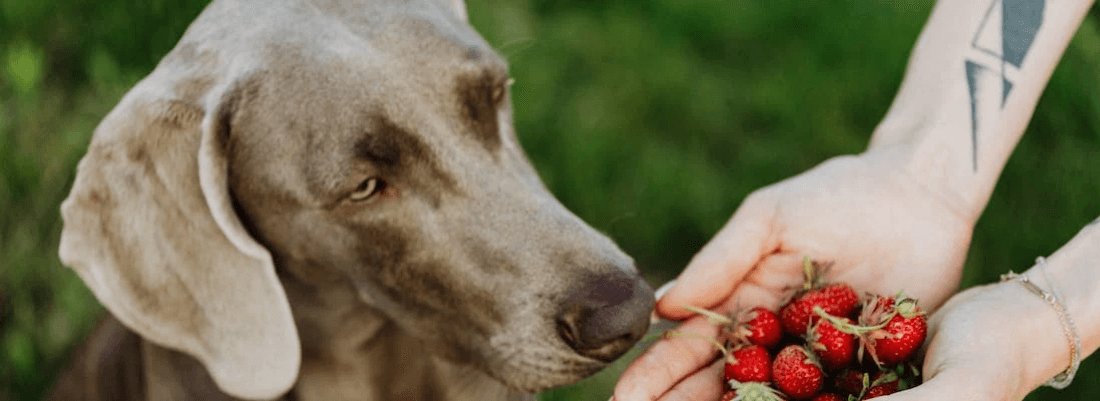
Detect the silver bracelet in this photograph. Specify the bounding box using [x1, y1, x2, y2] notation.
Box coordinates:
[1000, 257, 1082, 390]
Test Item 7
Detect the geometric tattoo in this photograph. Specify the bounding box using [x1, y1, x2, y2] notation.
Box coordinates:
[966, 0, 1044, 171]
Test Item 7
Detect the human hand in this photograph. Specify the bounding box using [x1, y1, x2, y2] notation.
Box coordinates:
[614, 152, 975, 401]
[879, 220, 1100, 401]
[875, 278, 1073, 401]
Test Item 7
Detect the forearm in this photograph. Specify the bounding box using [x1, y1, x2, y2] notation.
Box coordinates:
[1018, 217, 1100, 392]
[866, 0, 1094, 222]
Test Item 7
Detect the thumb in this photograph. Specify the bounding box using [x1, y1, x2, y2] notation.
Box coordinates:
[658, 194, 777, 319]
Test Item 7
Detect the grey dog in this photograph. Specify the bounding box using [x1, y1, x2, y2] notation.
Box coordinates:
[51, 0, 655, 399]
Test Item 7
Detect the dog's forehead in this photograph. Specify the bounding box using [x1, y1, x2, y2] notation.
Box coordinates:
[369, 10, 504, 67]
[265, 1, 503, 79]
[207, 1, 517, 199]
[241, 4, 506, 122]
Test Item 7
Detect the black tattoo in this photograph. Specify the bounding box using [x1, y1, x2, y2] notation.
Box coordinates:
[965, 0, 1044, 171]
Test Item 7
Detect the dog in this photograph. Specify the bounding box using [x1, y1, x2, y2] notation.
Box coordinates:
[50, 0, 655, 399]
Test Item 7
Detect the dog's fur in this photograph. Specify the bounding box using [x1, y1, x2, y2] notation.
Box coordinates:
[52, 0, 655, 399]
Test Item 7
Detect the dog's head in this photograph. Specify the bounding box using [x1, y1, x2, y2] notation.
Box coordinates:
[58, 0, 654, 398]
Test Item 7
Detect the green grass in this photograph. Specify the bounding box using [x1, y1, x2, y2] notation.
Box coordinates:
[2, 1, 1099, 400]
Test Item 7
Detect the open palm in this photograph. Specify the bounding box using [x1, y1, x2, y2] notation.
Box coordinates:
[615, 153, 975, 401]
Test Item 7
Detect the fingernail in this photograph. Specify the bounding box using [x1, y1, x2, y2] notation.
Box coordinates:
[650, 280, 678, 324]
[655, 279, 677, 300]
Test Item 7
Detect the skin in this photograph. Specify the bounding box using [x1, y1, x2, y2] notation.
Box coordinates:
[613, 0, 1096, 400]
[879, 221, 1100, 401]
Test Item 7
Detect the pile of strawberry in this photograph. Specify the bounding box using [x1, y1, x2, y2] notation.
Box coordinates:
[686, 259, 928, 401]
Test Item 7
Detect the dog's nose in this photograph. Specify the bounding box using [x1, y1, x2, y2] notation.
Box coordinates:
[556, 273, 655, 361]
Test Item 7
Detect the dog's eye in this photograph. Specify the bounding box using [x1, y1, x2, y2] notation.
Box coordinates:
[350, 178, 385, 201]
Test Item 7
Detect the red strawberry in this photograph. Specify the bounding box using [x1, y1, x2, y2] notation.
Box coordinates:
[724, 382, 785, 401]
[857, 296, 927, 366]
[812, 394, 845, 401]
[724, 345, 771, 383]
[862, 371, 900, 399]
[736, 307, 783, 349]
[806, 317, 856, 371]
[863, 383, 896, 399]
[779, 259, 859, 336]
[780, 283, 860, 336]
[832, 369, 865, 395]
[771, 345, 824, 400]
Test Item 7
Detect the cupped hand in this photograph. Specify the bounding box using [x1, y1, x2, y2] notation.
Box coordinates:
[875, 279, 1071, 401]
[614, 152, 975, 401]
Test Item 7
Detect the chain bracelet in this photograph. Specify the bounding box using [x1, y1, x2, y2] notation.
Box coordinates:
[1000, 257, 1081, 390]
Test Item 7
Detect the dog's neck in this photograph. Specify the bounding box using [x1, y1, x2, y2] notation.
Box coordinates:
[49, 276, 532, 401]
[279, 271, 533, 401]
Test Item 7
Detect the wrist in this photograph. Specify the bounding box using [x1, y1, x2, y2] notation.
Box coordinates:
[1001, 269, 1080, 395]
[862, 0, 1097, 225]
[858, 142, 983, 226]
[1016, 224, 1100, 392]
[956, 280, 1070, 399]
[1032, 223, 1100, 359]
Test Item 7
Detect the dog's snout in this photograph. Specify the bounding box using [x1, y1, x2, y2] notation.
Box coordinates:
[555, 272, 655, 362]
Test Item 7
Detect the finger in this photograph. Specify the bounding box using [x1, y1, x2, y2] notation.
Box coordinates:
[655, 280, 678, 301]
[721, 279, 787, 313]
[658, 359, 724, 401]
[650, 280, 678, 325]
[702, 253, 806, 323]
[738, 252, 804, 300]
[613, 317, 722, 401]
[658, 197, 778, 319]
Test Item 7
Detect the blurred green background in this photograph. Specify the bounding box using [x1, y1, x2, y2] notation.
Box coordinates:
[2, 0, 1098, 400]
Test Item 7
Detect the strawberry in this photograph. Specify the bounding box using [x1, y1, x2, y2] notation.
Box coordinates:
[811, 394, 845, 401]
[780, 283, 859, 336]
[736, 307, 783, 349]
[771, 345, 824, 400]
[862, 371, 900, 399]
[856, 295, 927, 366]
[779, 259, 859, 336]
[831, 367, 915, 400]
[832, 369, 865, 395]
[806, 317, 856, 371]
[862, 383, 895, 399]
[685, 305, 782, 350]
[814, 294, 927, 367]
[724, 345, 772, 383]
[724, 382, 785, 401]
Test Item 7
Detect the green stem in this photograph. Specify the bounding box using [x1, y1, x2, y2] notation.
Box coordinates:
[813, 306, 892, 335]
[802, 256, 815, 291]
[681, 305, 734, 326]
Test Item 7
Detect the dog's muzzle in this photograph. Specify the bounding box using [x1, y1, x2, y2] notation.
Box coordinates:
[555, 272, 655, 361]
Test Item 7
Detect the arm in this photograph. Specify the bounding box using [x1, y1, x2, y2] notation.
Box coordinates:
[615, 2, 1095, 400]
[658, 0, 1095, 322]
[1025, 218, 1100, 392]
[882, 218, 1100, 400]
[869, 0, 1095, 222]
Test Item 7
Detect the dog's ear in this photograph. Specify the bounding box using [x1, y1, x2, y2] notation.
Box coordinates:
[446, 0, 467, 21]
[59, 77, 300, 399]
